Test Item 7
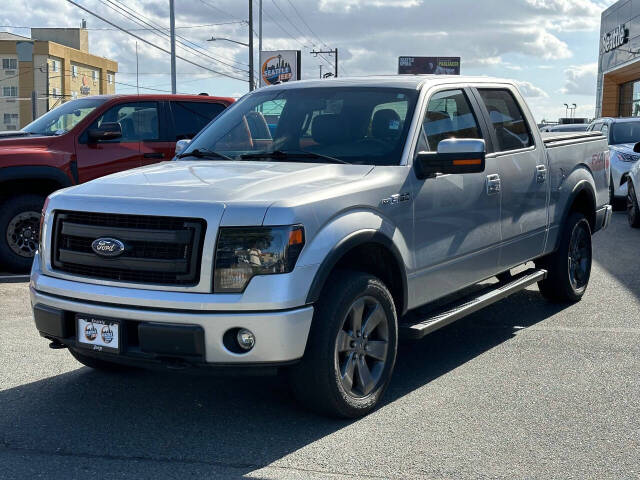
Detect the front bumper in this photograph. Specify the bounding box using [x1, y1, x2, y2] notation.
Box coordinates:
[30, 283, 314, 368]
[595, 204, 613, 232]
[611, 154, 631, 198]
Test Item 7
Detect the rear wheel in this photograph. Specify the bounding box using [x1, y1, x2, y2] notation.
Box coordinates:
[290, 271, 398, 418]
[536, 212, 592, 302]
[0, 194, 45, 272]
[627, 179, 640, 228]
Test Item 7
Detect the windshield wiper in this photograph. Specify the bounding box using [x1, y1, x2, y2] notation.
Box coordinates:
[240, 149, 348, 164]
[177, 148, 232, 160]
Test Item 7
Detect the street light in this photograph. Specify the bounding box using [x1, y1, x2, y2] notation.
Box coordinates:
[207, 37, 249, 47]
[207, 36, 253, 91]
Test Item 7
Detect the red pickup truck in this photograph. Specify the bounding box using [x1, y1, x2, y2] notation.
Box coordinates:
[0, 93, 234, 271]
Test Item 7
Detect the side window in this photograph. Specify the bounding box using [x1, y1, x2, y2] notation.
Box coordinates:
[171, 101, 226, 140]
[478, 89, 533, 152]
[85, 102, 159, 143]
[419, 89, 482, 151]
[600, 123, 609, 139]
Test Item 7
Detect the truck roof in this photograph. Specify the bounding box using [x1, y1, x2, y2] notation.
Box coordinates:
[83, 93, 235, 103]
[259, 75, 515, 91]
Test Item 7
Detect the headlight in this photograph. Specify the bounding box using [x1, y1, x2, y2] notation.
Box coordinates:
[615, 151, 640, 163]
[213, 225, 305, 293]
[38, 195, 51, 251]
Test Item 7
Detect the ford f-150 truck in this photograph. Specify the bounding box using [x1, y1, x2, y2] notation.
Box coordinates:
[0, 93, 233, 272]
[31, 76, 611, 418]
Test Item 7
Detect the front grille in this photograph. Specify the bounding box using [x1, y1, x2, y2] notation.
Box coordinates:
[51, 211, 206, 286]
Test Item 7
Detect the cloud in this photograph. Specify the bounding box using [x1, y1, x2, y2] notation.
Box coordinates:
[319, 0, 422, 12]
[561, 63, 598, 95]
[516, 80, 549, 98]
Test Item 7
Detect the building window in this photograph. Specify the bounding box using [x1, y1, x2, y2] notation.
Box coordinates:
[52, 87, 60, 98]
[51, 60, 59, 72]
[619, 80, 640, 117]
[3, 86, 17, 97]
[92, 70, 98, 82]
[71, 65, 78, 77]
[4, 113, 18, 124]
[2, 58, 17, 70]
[5, 125, 16, 130]
[107, 73, 113, 85]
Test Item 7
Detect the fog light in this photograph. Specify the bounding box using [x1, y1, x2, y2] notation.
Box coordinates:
[236, 328, 255, 351]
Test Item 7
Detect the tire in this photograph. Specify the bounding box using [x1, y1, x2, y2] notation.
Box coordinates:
[0, 194, 46, 272]
[290, 271, 398, 418]
[627, 179, 640, 228]
[535, 212, 592, 303]
[69, 349, 134, 373]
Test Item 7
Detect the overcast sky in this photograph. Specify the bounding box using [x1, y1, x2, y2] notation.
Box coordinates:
[0, 0, 618, 121]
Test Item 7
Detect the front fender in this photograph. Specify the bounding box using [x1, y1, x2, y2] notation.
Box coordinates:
[293, 209, 411, 311]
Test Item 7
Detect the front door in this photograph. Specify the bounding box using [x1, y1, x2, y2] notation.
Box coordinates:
[76, 101, 160, 182]
[475, 88, 548, 268]
[410, 88, 502, 307]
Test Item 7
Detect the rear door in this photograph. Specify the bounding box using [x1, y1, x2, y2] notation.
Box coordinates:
[76, 101, 159, 182]
[473, 87, 548, 268]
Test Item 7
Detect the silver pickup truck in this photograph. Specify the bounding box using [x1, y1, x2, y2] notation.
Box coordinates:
[31, 76, 611, 417]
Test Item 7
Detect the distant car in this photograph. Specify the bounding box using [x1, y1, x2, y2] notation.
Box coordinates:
[587, 117, 640, 207]
[540, 124, 589, 133]
[626, 159, 640, 228]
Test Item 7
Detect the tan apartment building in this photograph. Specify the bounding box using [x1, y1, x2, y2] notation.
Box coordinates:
[0, 27, 117, 129]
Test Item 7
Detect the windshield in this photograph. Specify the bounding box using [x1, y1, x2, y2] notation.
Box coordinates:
[22, 98, 106, 135]
[611, 121, 640, 145]
[183, 86, 420, 165]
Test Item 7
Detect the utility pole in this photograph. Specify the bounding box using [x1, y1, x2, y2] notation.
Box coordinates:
[311, 48, 338, 77]
[258, 0, 262, 64]
[248, 0, 254, 91]
[319, 64, 323, 79]
[169, 0, 176, 94]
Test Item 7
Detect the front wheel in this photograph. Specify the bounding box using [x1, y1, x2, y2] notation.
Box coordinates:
[535, 212, 592, 302]
[627, 179, 640, 228]
[290, 271, 398, 418]
[0, 194, 46, 272]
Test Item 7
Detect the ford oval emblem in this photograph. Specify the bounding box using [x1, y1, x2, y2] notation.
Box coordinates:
[91, 237, 125, 257]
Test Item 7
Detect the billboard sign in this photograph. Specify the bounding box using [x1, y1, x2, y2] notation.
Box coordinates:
[259, 50, 302, 87]
[398, 56, 461, 75]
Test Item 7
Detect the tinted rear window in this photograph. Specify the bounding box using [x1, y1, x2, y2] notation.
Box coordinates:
[171, 101, 226, 140]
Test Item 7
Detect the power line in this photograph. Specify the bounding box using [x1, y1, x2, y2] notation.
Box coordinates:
[104, 0, 249, 69]
[0, 21, 246, 31]
[99, 0, 249, 73]
[66, 0, 247, 82]
[284, 0, 328, 48]
[196, 0, 244, 22]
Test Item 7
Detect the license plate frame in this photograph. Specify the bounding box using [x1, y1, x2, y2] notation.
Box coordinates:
[76, 315, 121, 354]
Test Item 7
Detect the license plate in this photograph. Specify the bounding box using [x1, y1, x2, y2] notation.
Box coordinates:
[76, 315, 120, 353]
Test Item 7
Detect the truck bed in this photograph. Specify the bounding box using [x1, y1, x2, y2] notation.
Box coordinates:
[541, 131, 604, 146]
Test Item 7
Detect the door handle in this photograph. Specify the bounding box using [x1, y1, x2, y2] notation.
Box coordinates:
[487, 174, 501, 195]
[143, 152, 165, 159]
[536, 164, 547, 183]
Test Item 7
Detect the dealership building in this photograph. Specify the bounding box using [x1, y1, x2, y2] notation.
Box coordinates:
[596, 0, 640, 117]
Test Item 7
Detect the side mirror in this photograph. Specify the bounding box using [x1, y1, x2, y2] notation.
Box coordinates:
[633, 142, 640, 153]
[414, 138, 486, 179]
[88, 122, 122, 142]
[175, 138, 191, 156]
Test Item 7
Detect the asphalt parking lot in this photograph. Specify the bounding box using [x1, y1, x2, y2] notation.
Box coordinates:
[1, 212, 638, 480]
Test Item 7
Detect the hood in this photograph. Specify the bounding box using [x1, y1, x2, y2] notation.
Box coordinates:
[0, 132, 59, 149]
[62, 160, 375, 203]
[610, 143, 639, 154]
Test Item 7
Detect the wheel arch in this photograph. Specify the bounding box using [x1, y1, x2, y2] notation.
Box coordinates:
[0, 166, 72, 200]
[305, 229, 409, 316]
[563, 180, 597, 233]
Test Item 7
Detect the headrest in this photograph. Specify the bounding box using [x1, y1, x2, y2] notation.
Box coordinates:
[312, 114, 349, 145]
[371, 109, 402, 140]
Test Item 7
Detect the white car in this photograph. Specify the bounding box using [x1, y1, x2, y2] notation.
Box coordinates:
[627, 159, 640, 228]
[587, 117, 640, 208]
